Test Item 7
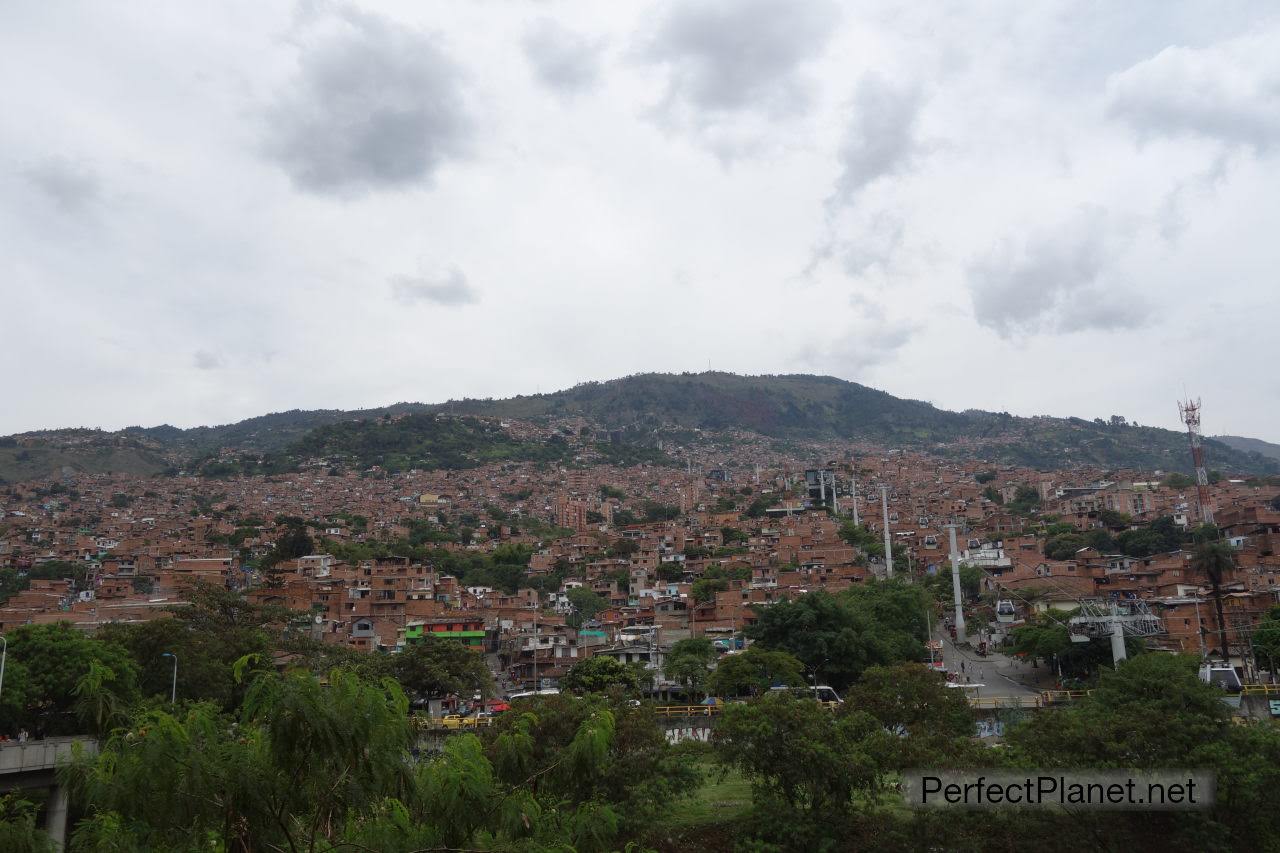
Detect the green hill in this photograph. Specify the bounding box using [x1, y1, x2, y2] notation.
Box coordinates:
[1213, 434, 1280, 463]
[0, 430, 171, 482]
[434, 372, 1276, 474]
[4, 373, 1277, 480]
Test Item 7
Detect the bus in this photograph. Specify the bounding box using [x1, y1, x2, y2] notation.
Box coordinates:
[769, 685, 843, 704]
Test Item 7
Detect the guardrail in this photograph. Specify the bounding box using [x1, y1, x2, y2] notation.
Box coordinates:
[1240, 683, 1280, 696]
[1039, 690, 1090, 704]
[655, 705, 721, 717]
[414, 717, 495, 732]
[970, 696, 1043, 710]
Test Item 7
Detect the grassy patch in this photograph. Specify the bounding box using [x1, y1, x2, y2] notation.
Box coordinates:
[661, 762, 751, 829]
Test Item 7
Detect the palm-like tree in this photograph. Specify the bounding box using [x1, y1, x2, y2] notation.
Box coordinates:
[1191, 541, 1235, 660]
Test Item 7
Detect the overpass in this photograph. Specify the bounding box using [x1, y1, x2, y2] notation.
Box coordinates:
[0, 737, 96, 851]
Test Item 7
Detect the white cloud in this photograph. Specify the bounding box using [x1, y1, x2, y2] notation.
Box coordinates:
[1107, 29, 1280, 150]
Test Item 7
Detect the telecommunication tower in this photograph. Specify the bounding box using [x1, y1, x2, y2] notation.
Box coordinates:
[1177, 397, 1214, 525]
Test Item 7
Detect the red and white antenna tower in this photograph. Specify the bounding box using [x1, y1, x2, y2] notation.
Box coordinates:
[1177, 397, 1214, 525]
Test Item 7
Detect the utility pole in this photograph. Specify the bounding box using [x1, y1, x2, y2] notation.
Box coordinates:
[881, 485, 893, 578]
[947, 525, 966, 645]
[1110, 603, 1128, 665]
[1194, 598, 1206, 659]
[850, 456, 859, 527]
[831, 471, 839, 516]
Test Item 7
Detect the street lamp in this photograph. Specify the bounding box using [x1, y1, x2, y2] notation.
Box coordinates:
[160, 652, 178, 705]
[811, 657, 830, 701]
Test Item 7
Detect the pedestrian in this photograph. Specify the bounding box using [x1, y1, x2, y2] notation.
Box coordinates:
[17, 728, 28, 744]
[961, 660, 966, 674]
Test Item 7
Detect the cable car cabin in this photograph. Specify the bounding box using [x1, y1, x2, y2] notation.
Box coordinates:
[1198, 663, 1242, 693]
[995, 600, 1016, 623]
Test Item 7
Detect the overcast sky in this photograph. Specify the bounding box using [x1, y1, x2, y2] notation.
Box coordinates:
[3, 1, 1278, 440]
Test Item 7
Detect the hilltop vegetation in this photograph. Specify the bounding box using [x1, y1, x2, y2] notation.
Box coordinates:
[438, 373, 1276, 474]
[4, 373, 1276, 481]
[287, 413, 569, 473]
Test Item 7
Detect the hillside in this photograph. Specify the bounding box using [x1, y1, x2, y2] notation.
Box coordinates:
[0, 430, 171, 482]
[1213, 434, 1280, 463]
[3, 373, 1277, 480]
[435, 373, 1276, 474]
[285, 413, 570, 473]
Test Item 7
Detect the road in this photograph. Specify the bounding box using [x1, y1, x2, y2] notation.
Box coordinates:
[939, 635, 1054, 699]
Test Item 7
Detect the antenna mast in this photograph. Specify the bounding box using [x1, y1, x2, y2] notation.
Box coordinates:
[1177, 398, 1214, 524]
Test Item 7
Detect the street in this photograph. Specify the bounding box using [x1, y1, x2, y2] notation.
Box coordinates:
[939, 634, 1055, 699]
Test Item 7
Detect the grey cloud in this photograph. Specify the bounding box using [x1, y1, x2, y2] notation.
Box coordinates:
[968, 210, 1148, 337]
[1106, 32, 1280, 150]
[795, 299, 917, 373]
[523, 19, 603, 95]
[24, 157, 100, 212]
[391, 267, 478, 306]
[842, 213, 904, 276]
[829, 75, 921, 210]
[645, 0, 839, 118]
[264, 9, 470, 195]
[193, 350, 224, 370]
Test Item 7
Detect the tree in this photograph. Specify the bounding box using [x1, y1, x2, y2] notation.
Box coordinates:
[1254, 606, 1280, 677]
[1, 623, 139, 735]
[384, 636, 493, 701]
[560, 656, 646, 695]
[1007, 485, 1041, 515]
[607, 538, 639, 558]
[0, 793, 55, 853]
[706, 646, 804, 697]
[844, 663, 972, 739]
[841, 664, 986, 770]
[664, 638, 717, 698]
[1044, 533, 1086, 560]
[1007, 654, 1229, 768]
[99, 613, 269, 711]
[656, 563, 685, 583]
[690, 577, 727, 603]
[1191, 541, 1236, 658]
[747, 587, 924, 689]
[486, 693, 698, 839]
[1007, 616, 1137, 679]
[712, 691, 882, 827]
[566, 586, 609, 627]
